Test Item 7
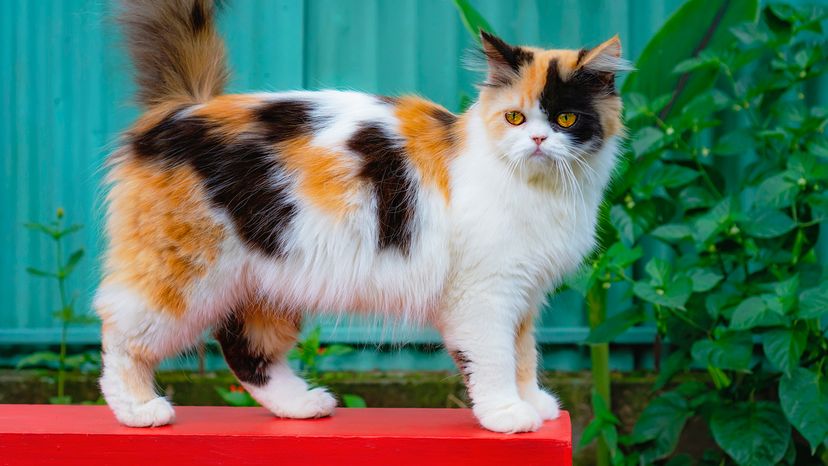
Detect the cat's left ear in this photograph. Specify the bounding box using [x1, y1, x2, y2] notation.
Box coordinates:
[578, 35, 633, 75]
[479, 31, 533, 87]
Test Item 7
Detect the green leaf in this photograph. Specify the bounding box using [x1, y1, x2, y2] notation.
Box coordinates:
[633, 277, 693, 309]
[691, 332, 752, 371]
[61, 249, 84, 278]
[23, 222, 59, 238]
[322, 344, 353, 357]
[762, 328, 806, 377]
[754, 174, 799, 208]
[644, 258, 671, 286]
[622, 0, 759, 119]
[654, 350, 690, 390]
[16, 351, 61, 369]
[610, 205, 635, 246]
[341, 394, 367, 408]
[579, 417, 605, 449]
[799, 282, 828, 319]
[605, 242, 642, 270]
[686, 268, 723, 292]
[712, 128, 756, 156]
[779, 368, 828, 453]
[585, 308, 645, 344]
[215, 387, 259, 407]
[452, 0, 494, 42]
[26, 267, 56, 278]
[651, 224, 693, 242]
[649, 163, 700, 189]
[741, 210, 795, 238]
[630, 392, 691, 462]
[632, 127, 665, 156]
[711, 401, 791, 466]
[730, 296, 786, 330]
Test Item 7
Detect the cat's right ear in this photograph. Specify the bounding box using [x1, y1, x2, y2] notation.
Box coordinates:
[479, 31, 532, 87]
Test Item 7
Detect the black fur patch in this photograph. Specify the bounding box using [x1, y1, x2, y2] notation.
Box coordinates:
[539, 59, 610, 144]
[377, 95, 398, 105]
[132, 108, 297, 256]
[215, 313, 271, 386]
[480, 31, 534, 86]
[431, 107, 458, 128]
[256, 100, 315, 144]
[347, 124, 415, 253]
[189, 1, 207, 33]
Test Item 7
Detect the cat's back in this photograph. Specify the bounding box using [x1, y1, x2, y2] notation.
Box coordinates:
[103, 90, 459, 317]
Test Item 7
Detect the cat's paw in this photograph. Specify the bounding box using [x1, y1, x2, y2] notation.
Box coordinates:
[270, 387, 337, 419]
[113, 396, 176, 427]
[475, 400, 543, 433]
[522, 388, 560, 420]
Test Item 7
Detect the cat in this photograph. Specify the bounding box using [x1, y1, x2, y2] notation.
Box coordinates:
[97, 0, 629, 433]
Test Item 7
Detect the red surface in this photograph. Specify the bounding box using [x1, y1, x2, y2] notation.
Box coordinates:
[0, 405, 572, 466]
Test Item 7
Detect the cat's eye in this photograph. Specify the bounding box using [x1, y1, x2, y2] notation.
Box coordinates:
[556, 112, 578, 128]
[505, 111, 526, 126]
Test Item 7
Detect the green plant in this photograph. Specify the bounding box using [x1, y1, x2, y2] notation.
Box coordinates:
[216, 325, 367, 408]
[19, 208, 98, 404]
[575, 4, 828, 465]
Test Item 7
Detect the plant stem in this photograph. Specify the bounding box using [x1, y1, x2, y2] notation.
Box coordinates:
[587, 284, 611, 466]
[55, 226, 69, 401]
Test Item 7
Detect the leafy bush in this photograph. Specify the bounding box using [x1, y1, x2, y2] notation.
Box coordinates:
[573, 4, 828, 465]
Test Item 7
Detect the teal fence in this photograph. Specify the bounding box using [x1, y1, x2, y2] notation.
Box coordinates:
[1, 0, 825, 371]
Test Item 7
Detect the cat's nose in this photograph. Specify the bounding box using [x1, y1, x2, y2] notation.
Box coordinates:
[532, 135, 547, 146]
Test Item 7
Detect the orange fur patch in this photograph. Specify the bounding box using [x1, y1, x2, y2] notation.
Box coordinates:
[277, 136, 357, 218]
[103, 158, 225, 317]
[191, 94, 259, 137]
[394, 96, 457, 201]
[241, 300, 301, 357]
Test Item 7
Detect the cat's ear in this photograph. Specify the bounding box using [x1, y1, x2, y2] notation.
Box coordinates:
[578, 35, 632, 75]
[479, 31, 533, 87]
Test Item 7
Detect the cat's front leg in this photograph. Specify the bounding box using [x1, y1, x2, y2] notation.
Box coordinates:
[515, 312, 560, 420]
[440, 298, 543, 433]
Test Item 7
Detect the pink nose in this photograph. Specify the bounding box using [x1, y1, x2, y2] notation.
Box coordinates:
[532, 136, 547, 146]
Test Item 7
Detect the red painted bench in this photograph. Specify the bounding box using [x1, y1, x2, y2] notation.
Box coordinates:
[0, 405, 571, 465]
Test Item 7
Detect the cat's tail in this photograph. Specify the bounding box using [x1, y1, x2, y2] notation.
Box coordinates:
[119, 0, 229, 108]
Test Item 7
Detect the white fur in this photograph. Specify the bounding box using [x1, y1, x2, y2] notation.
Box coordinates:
[97, 90, 619, 432]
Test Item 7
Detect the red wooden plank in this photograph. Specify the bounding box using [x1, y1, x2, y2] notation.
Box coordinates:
[0, 405, 571, 466]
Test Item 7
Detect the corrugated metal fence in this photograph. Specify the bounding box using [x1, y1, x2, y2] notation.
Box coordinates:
[1, 0, 824, 370]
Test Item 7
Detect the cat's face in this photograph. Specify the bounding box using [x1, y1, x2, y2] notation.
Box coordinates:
[475, 32, 628, 177]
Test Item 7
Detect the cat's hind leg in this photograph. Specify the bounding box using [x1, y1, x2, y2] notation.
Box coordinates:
[215, 301, 337, 419]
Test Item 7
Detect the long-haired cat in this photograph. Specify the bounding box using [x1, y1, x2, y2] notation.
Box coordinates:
[98, 0, 628, 433]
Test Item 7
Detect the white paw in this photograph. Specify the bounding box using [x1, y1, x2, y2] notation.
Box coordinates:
[475, 400, 543, 434]
[269, 387, 337, 419]
[113, 397, 175, 427]
[522, 388, 560, 420]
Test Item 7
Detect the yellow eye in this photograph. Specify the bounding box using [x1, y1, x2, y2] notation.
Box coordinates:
[556, 112, 578, 128]
[505, 111, 526, 126]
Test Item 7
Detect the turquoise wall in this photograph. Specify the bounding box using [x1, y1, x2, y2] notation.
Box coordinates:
[0, 0, 823, 371]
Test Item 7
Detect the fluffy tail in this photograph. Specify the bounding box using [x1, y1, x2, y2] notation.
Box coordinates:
[119, 0, 228, 108]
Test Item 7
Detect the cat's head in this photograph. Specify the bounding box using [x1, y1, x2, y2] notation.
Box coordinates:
[473, 32, 630, 179]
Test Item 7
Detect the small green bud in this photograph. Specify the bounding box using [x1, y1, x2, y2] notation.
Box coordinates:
[707, 244, 717, 253]
[798, 92, 806, 100]
[56, 208, 65, 219]
[602, 282, 611, 290]
[729, 225, 740, 235]
[798, 177, 807, 187]
[656, 288, 665, 296]
[732, 104, 742, 112]
[799, 70, 807, 78]
[701, 147, 710, 157]
[665, 127, 675, 136]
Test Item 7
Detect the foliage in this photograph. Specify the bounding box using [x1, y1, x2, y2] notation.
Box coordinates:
[216, 325, 367, 408]
[19, 208, 98, 404]
[573, 3, 828, 464]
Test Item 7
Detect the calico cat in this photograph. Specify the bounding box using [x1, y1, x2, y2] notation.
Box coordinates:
[97, 0, 628, 433]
